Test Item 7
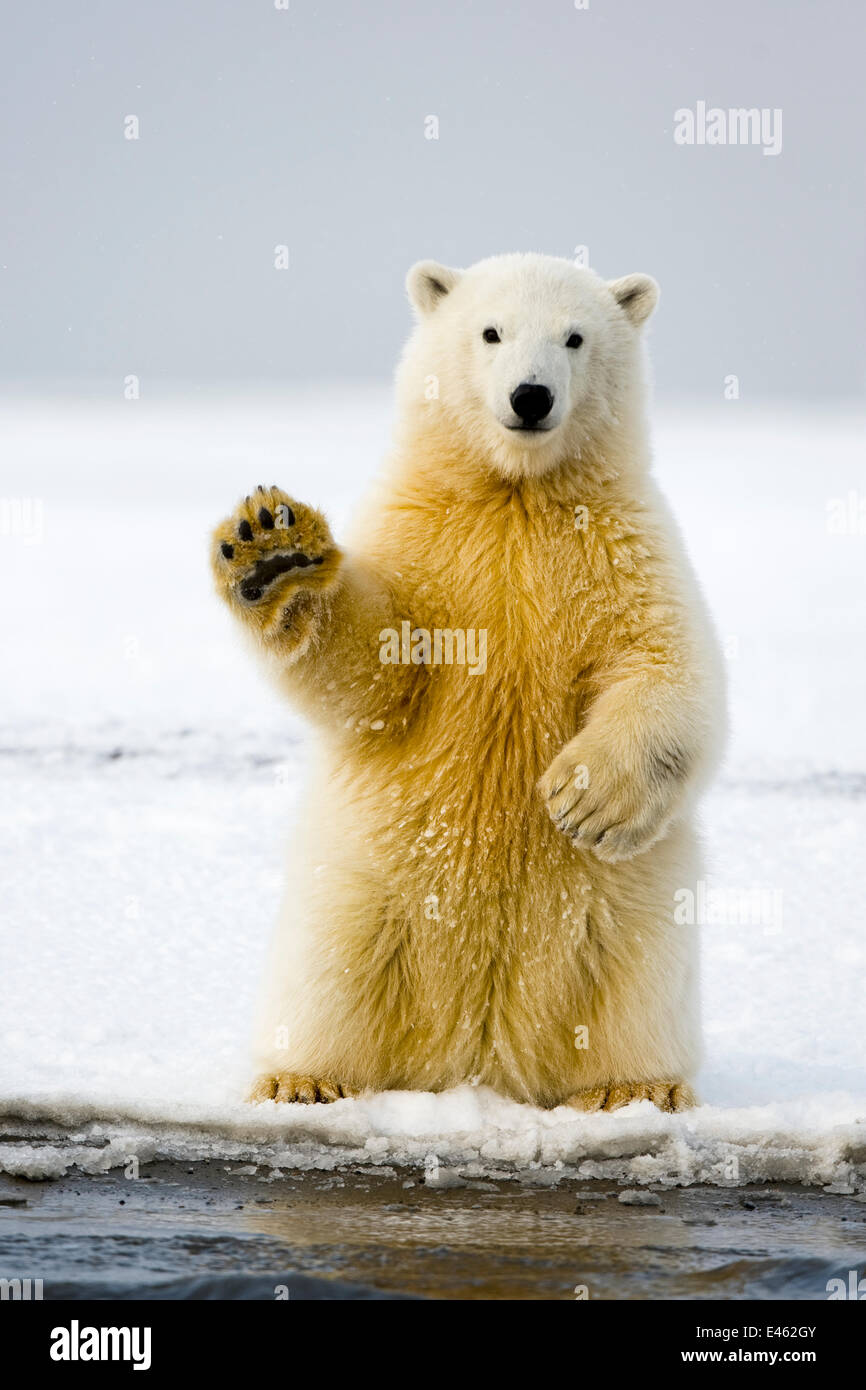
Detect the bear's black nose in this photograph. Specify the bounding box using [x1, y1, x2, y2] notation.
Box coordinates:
[510, 383, 554, 425]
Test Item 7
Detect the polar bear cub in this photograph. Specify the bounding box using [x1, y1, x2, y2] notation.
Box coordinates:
[211, 253, 725, 1112]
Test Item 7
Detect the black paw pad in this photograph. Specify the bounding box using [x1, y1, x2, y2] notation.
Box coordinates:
[237, 549, 324, 601]
[258, 507, 274, 530]
[220, 542, 234, 559]
[238, 519, 254, 542]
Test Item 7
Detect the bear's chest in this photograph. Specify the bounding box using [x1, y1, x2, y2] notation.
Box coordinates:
[379, 495, 633, 687]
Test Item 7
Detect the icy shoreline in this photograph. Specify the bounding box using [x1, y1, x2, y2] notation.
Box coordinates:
[1, 1086, 864, 1191]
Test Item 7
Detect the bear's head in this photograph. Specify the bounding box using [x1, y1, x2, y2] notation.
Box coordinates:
[397, 252, 658, 481]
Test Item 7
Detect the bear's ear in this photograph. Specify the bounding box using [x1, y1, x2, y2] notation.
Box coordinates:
[406, 261, 463, 316]
[607, 273, 660, 327]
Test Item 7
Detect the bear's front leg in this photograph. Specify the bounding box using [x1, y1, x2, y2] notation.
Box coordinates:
[213, 485, 426, 734]
[211, 485, 342, 655]
[538, 662, 715, 863]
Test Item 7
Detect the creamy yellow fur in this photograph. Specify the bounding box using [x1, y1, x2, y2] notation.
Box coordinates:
[211, 254, 725, 1112]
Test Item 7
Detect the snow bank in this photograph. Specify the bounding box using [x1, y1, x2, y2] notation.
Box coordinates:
[1, 1086, 864, 1191]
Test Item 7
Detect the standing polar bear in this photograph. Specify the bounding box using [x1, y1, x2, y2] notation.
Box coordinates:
[212, 253, 725, 1112]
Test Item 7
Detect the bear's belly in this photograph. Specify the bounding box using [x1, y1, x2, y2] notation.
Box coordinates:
[306, 717, 697, 1101]
[368, 667, 579, 861]
[308, 664, 693, 1097]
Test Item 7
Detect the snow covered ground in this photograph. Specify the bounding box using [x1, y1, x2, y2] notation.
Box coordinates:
[1, 388, 864, 1189]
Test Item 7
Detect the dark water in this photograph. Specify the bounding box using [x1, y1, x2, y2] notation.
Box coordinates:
[46, 1272, 420, 1300]
[1, 1158, 865, 1301]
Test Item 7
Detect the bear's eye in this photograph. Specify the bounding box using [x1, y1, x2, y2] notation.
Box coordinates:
[482, 327, 500, 344]
[566, 332, 584, 349]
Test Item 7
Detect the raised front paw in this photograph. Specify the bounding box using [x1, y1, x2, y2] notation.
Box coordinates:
[539, 732, 680, 863]
[211, 485, 341, 629]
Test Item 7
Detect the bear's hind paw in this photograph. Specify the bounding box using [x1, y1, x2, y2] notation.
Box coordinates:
[247, 1072, 356, 1104]
[566, 1081, 697, 1113]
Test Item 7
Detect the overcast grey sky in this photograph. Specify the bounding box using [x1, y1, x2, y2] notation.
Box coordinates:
[1, 0, 863, 400]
